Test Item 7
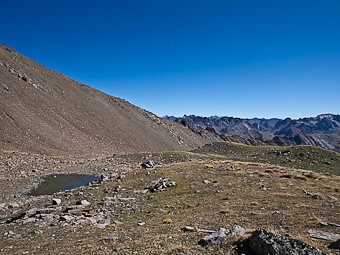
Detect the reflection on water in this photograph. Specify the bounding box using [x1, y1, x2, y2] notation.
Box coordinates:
[28, 174, 101, 196]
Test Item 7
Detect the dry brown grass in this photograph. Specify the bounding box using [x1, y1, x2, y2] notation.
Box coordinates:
[0, 156, 339, 254]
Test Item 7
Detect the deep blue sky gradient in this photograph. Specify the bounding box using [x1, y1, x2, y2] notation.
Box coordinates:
[2, 0, 340, 118]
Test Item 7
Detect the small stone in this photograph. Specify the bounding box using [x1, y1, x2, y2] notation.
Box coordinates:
[60, 215, 73, 222]
[197, 228, 216, 233]
[322, 203, 334, 208]
[79, 200, 90, 207]
[230, 225, 245, 236]
[8, 202, 19, 208]
[0, 203, 6, 210]
[113, 220, 123, 225]
[95, 224, 108, 229]
[137, 222, 146, 226]
[141, 160, 155, 169]
[105, 236, 118, 241]
[113, 185, 121, 192]
[203, 180, 210, 184]
[303, 190, 313, 196]
[52, 198, 61, 205]
[134, 189, 148, 194]
[312, 194, 323, 200]
[327, 195, 337, 200]
[163, 218, 173, 224]
[183, 226, 195, 232]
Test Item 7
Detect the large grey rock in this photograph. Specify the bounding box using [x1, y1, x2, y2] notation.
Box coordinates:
[198, 225, 246, 246]
[247, 229, 325, 255]
[198, 228, 227, 246]
[308, 229, 340, 241]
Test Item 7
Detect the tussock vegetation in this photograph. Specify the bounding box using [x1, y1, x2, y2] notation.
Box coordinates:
[0, 149, 339, 254]
[193, 142, 340, 175]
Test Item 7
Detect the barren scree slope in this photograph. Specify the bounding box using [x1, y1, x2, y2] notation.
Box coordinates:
[0, 44, 221, 155]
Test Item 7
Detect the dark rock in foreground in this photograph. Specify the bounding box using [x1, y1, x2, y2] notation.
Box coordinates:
[245, 229, 325, 255]
[329, 239, 340, 250]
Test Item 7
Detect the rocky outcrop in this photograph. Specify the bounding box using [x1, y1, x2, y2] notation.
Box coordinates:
[244, 229, 325, 255]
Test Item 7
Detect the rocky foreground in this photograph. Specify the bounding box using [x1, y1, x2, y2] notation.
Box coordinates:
[0, 149, 339, 254]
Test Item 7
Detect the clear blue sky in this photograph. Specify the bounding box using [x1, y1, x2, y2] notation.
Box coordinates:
[2, 0, 340, 119]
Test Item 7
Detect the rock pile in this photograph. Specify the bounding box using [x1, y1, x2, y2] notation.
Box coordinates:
[146, 178, 176, 192]
[198, 225, 245, 246]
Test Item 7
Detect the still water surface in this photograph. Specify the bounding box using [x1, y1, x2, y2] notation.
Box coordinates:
[28, 174, 101, 196]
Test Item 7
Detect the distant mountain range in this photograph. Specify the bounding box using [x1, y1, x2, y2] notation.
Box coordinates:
[164, 114, 340, 152]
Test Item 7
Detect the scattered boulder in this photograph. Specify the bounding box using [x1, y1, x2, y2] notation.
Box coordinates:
[8, 202, 19, 208]
[312, 194, 323, 200]
[105, 236, 118, 241]
[308, 229, 340, 241]
[303, 190, 313, 196]
[0, 203, 6, 210]
[198, 225, 245, 246]
[230, 225, 246, 236]
[163, 218, 173, 224]
[76, 200, 90, 207]
[133, 189, 148, 194]
[6, 211, 26, 223]
[147, 178, 176, 192]
[198, 228, 227, 246]
[52, 198, 61, 205]
[245, 229, 325, 255]
[197, 228, 215, 233]
[95, 219, 110, 229]
[60, 215, 73, 222]
[141, 160, 155, 169]
[322, 202, 334, 208]
[183, 226, 195, 232]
